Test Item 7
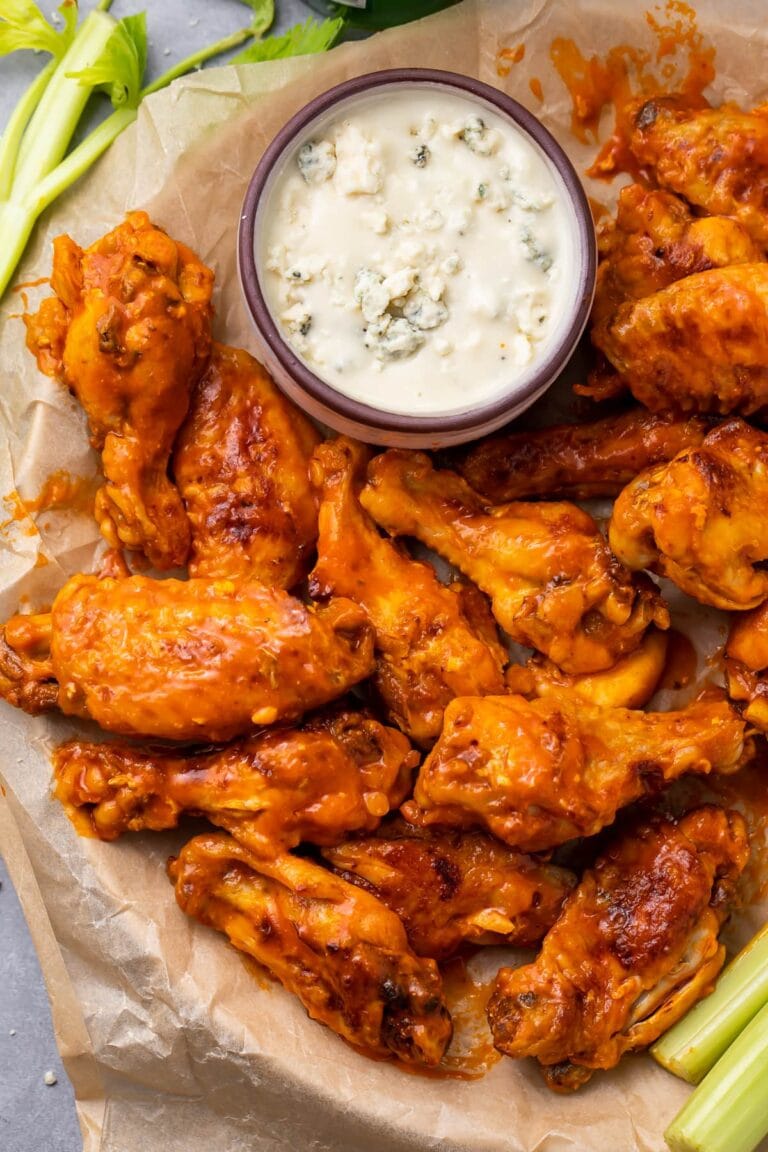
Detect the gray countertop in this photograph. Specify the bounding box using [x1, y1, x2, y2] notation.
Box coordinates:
[0, 2, 313, 1148]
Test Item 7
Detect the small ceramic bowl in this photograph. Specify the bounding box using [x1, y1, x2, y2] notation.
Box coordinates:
[238, 68, 596, 448]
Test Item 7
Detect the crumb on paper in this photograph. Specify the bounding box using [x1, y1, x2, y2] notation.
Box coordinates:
[9, 1029, 16, 1036]
[43, 1070, 57, 1086]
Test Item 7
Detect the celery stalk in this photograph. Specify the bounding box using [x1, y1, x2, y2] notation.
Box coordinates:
[653, 923, 768, 1084]
[664, 1001, 768, 1152]
[11, 8, 117, 197]
[0, 59, 56, 200]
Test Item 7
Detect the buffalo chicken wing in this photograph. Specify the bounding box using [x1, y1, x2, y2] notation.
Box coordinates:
[322, 820, 575, 960]
[628, 98, 768, 247]
[173, 343, 319, 584]
[53, 706, 417, 855]
[598, 264, 768, 415]
[361, 451, 668, 675]
[454, 408, 709, 503]
[610, 419, 768, 610]
[309, 438, 506, 746]
[0, 574, 374, 741]
[24, 211, 214, 568]
[168, 834, 453, 1065]
[487, 807, 749, 1091]
[403, 693, 750, 852]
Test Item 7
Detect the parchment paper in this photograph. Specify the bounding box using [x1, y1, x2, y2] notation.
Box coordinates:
[2, 2, 768, 1149]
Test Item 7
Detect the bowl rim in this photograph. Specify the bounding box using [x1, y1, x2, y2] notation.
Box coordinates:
[238, 66, 596, 434]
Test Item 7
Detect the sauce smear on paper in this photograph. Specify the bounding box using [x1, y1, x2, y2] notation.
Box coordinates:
[0, 470, 97, 535]
[550, 0, 715, 180]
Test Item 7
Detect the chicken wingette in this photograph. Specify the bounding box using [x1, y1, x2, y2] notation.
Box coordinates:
[174, 343, 319, 585]
[402, 693, 751, 852]
[24, 211, 213, 569]
[322, 819, 575, 960]
[53, 706, 417, 855]
[0, 574, 374, 742]
[487, 806, 749, 1091]
[454, 408, 709, 503]
[309, 438, 506, 746]
[361, 450, 668, 675]
[628, 97, 768, 246]
[610, 418, 768, 610]
[168, 834, 453, 1065]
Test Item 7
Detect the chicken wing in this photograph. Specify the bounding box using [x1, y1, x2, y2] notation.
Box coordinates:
[454, 408, 709, 503]
[598, 264, 768, 415]
[322, 820, 575, 960]
[628, 97, 768, 246]
[725, 601, 768, 731]
[610, 418, 768, 610]
[361, 451, 668, 675]
[168, 834, 453, 1065]
[487, 806, 749, 1091]
[24, 211, 214, 569]
[402, 693, 750, 852]
[0, 574, 374, 741]
[579, 185, 760, 404]
[173, 343, 319, 584]
[53, 706, 416, 855]
[308, 438, 506, 747]
[591, 183, 761, 342]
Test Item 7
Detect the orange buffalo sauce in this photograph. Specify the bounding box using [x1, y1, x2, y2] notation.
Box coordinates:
[0, 469, 97, 535]
[550, 0, 715, 180]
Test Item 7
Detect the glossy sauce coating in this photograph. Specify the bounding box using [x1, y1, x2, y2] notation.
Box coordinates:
[361, 450, 668, 675]
[629, 98, 768, 246]
[0, 574, 375, 741]
[168, 834, 453, 1066]
[174, 343, 319, 585]
[404, 693, 750, 852]
[24, 211, 214, 569]
[455, 406, 710, 502]
[610, 419, 768, 610]
[323, 820, 575, 960]
[599, 263, 768, 415]
[487, 807, 749, 1091]
[53, 706, 417, 855]
[309, 437, 507, 747]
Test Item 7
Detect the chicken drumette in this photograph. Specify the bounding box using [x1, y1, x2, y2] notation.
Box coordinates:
[487, 806, 749, 1091]
[322, 820, 575, 960]
[53, 706, 417, 855]
[309, 438, 506, 747]
[24, 211, 214, 569]
[0, 574, 374, 741]
[361, 451, 668, 675]
[403, 693, 750, 852]
[598, 263, 768, 415]
[610, 419, 768, 610]
[628, 97, 768, 247]
[174, 343, 319, 584]
[168, 834, 453, 1066]
[454, 408, 709, 504]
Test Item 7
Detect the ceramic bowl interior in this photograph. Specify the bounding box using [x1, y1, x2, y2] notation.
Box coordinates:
[238, 68, 596, 447]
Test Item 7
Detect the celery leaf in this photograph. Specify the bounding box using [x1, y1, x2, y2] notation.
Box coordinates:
[67, 12, 147, 110]
[232, 15, 344, 64]
[0, 0, 78, 59]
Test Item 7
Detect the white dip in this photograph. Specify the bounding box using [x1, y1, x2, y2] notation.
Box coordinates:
[258, 86, 578, 417]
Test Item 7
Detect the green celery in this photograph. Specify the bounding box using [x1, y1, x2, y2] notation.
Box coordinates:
[664, 1001, 768, 1152]
[12, 7, 117, 195]
[653, 923, 768, 1084]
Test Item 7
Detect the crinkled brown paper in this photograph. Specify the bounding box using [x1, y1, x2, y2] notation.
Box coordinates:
[2, 2, 768, 1148]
